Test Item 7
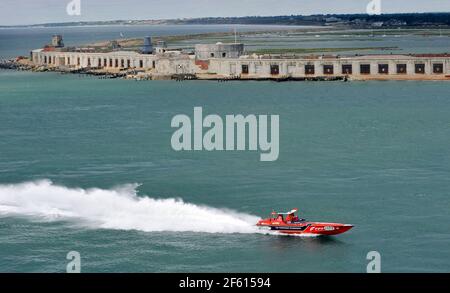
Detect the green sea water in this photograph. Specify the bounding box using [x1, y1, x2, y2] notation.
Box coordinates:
[0, 69, 449, 272]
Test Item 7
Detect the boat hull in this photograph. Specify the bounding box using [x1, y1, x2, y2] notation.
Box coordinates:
[257, 220, 353, 236]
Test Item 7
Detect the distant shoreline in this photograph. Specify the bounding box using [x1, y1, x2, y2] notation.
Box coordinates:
[2, 12, 450, 29]
[0, 24, 321, 30]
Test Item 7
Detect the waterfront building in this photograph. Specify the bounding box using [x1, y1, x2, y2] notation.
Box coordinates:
[30, 36, 450, 80]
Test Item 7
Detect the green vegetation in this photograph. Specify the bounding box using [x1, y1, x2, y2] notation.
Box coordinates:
[173, 13, 450, 27]
[5, 13, 450, 29]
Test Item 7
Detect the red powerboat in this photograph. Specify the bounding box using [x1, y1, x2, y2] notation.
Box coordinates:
[256, 208, 353, 236]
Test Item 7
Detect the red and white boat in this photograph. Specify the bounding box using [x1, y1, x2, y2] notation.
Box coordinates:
[256, 208, 353, 236]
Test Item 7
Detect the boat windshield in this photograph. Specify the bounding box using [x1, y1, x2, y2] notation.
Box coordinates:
[272, 209, 303, 222]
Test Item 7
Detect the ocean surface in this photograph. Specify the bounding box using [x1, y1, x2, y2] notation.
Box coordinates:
[1, 25, 450, 273]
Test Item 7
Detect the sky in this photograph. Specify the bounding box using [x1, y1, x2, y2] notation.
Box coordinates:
[0, 0, 449, 26]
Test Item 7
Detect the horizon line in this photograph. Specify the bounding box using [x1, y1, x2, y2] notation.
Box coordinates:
[1, 11, 449, 28]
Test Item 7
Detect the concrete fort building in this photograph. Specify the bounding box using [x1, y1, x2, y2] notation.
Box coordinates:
[31, 35, 450, 80]
[195, 43, 245, 60]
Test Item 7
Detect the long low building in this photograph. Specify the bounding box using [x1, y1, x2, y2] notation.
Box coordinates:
[206, 54, 450, 80]
[31, 49, 158, 70]
[30, 38, 450, 80]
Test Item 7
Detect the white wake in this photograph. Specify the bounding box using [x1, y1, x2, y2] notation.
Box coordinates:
[0, 180, 260, 234]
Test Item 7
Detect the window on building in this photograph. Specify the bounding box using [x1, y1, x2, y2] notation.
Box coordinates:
[121, 59, 124, 68]
[305, 64, 315, 75]
[222, 52, 227, 58]
[242, 64, 249, 74]
[360, 64, 371, 74]
[415, 64, 425, 74]
[139, 60, 144, 68]
[270, 64, 280, 75]
[433, 63, 444, 74]
[396, 64, 407, 74]
[323, 65, 334, 74]
[342, 64, 352, 74]
[152, 61, 156, 68]
[104, 59, 107, 67]
[115, 59, 119, 67]
[127, 60, 131, 68]
[109, 59, 112, 67]
[210, 53, 215, 58]
[77, 57, 80, 66]
[378, 64, 389, 74]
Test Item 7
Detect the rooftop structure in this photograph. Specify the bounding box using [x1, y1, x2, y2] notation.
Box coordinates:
[51, 35, 64, 48]
[195, 42, 244, 60]
[110, 40, 120, 50]
[154, 40, 168, 54]
[142, 36, 153, 54]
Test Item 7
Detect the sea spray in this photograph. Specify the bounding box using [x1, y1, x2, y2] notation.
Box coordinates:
[0, 180, 260, 234]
